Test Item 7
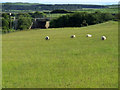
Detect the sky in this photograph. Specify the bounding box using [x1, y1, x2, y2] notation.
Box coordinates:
[1, 0, 120, 5]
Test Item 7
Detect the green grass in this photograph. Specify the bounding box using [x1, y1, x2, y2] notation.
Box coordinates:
[2, 21, 118, 88]
[46, 8, 118, 20]
[47, 13, 67, 19]
[75, 8, 118, 14]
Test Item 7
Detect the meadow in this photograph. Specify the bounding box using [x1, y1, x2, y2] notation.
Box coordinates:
[46, 13, 67, 19]
[46, 8, 118, 19]
[76, 8, 118, 14]
[2, 21, 118, 88]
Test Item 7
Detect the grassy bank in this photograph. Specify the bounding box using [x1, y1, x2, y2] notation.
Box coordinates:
[2, 21, 118, 88]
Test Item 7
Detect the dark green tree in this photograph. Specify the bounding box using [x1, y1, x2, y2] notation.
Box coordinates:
[2, 18, 9, 30]
[32, 11, 46, 18]
[51, 9, 70, 13]
[2, 13, 9, 19]
[17, 16, 32, 30]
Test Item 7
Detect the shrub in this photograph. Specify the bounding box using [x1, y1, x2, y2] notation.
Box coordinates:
[50, 14, 70, 28]
[32, 11, 46, 18]
[50, 12, 114, 28]
[2, 18, 9, 30]
[17, 16, 32, 30]
[2, 13, 9, 19]
[51, 9, 71, 13]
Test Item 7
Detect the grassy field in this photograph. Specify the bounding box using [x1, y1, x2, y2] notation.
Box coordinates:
[2, 21, 118, 88]
[46, 8, 118, 19]
[47, 13, 67, 19]
[76, 8, 118, 14]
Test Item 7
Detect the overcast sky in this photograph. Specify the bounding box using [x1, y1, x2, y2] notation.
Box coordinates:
[1, 0, 119, 5]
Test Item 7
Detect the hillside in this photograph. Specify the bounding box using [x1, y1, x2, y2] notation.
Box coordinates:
[2, 21, 118, 88]
[2, 2, 108, 12]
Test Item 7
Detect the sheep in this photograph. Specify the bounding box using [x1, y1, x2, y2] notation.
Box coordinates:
[101, 36, 106, 40]
[86, 34, 92, 37]
[45, 36, 50, 40]
[71, 35, 76, 38]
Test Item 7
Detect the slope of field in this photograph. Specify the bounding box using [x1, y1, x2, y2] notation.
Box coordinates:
[2, 21, 118, 88]
[76, 8, 118, 14]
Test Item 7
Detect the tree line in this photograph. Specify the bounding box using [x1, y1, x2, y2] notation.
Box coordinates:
[2, 10, 119, 33]
[50, 11, 118, 28]
[2, 11, 46, 33]
[2, 3, 107, 12]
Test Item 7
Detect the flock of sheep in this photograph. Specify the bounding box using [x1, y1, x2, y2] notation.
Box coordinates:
[45, 34, 106, 40]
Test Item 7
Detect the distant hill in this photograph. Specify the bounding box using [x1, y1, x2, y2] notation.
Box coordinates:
[2, 2, 108, 12]
[107, 4, 118, 8]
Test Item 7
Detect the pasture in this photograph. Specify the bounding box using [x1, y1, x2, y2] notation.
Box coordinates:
[76, 8, 118, 14]
[46, 8, 118, 20]
[2, 21, 118, 88]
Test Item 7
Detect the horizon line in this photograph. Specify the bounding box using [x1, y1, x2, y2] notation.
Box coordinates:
[0, 2, 119, 5]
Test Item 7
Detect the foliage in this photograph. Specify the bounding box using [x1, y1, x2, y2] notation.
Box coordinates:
[51, 9, 71, 13]
[50, 12, 114, 28]
[31, 11, 46, 18]
[2, 13, 9, 19]
[2, 13, 15, 33]
[2, 18, 9, 30]
[114, 13, 120, 20]
[17, 16, 32, 30]
[100, 13, 114, 21]
[50, 15, 70, 27]
[2, 3, 108, 12]
[17, 13, 31, 18]
[2, 14, 11, 33]
[81, 20, 88, 27]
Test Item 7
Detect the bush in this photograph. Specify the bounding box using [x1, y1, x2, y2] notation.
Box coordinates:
[51, 9, 71, 13]
[2, 30, 8, 34]
[17, 16, 32, 30]
[16, 13, 31, 18]
[32, 11, 46, 18]
[2, 13, 9, 19]
[101, 13, 114, 21]
[2, 18, 9, 30]
[50, 12, 114, 28]
[50, 15, 70, 28]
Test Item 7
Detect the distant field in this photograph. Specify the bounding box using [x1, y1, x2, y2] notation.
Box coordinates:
[47, 8, 118, 19]
[2, 21, 118, 88]
[75, 8, 118, 13]
[47, 13, 67, 19]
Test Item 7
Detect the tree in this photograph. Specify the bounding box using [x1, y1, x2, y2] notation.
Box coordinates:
[50, 12, 114, 28]
[2, 18, 10, 33]
[32, 11, 46, 18]
[81, 20, 88, 27]
[2, 18, 9, 30]
[2, 13, 9, 19]
[115, 13, 120, 20]
[17, 13, 31, 18]
[50, 15, 70, 28]
[101, 13, 114, 21]
[51, 9, 71, 13]
[17, 16, 32, 30]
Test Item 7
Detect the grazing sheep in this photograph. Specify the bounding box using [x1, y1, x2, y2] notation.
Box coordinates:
[101, 36, 106, 40]
[45, 36, 50, 40]
[86, 34, 92, 37]
[71, 35, 76, 38]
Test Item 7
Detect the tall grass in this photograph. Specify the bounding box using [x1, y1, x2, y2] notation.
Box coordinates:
[2, 21, 118, 88]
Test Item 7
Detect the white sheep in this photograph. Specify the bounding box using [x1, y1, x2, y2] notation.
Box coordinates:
[101, 36, 106, 40]
[45, 36, 50, 40]
[86, 34, 92, 37]
[71, 35, 76, 38]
